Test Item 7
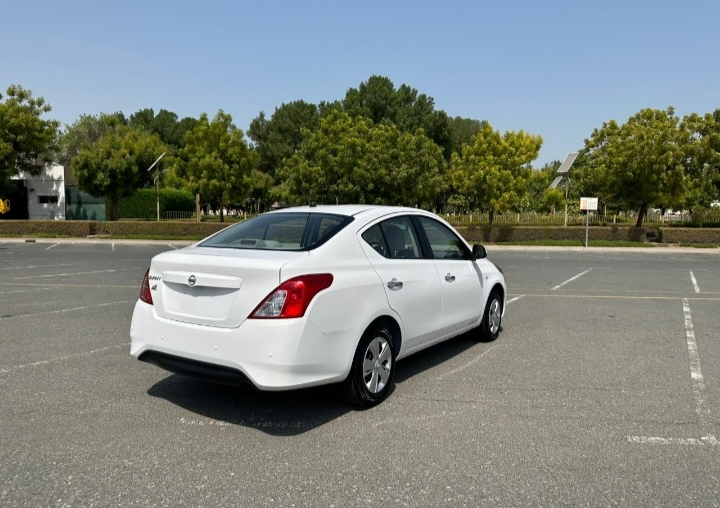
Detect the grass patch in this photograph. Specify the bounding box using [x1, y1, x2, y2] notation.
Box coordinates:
[491, 239, 652, 247]
[679, 243, 720, 248]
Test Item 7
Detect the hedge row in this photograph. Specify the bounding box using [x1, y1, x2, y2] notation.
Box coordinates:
[455, 225, 647, 243]
[114, 189, 195, 220]
[0, 220, 229, 238]
[2, 221, 719, 245]
[659, 228, 720, 244]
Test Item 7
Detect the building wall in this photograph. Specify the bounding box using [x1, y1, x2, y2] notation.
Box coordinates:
[13, 164, 66, 220]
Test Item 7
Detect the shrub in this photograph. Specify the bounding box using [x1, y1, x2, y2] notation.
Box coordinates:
[113, 188, 195, 220]
[659, 228, 720, 244]
[454, 226, 647, 243]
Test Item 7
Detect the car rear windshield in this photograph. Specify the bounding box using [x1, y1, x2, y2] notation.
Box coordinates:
[199, 212, 354, 251]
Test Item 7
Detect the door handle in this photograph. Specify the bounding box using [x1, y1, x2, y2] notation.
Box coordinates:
[445, 273, 456, 282]
[387, 278, 403, 290]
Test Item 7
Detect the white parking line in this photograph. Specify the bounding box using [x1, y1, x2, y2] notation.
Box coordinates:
[0, 342, 130, 375]
[683, 299, 709, 426]
[112, 243, 115, 252]
[0, 300, 131, 321]
[627, 299, 716, 446]
[551, 269, 592, 290]
[12, 267, 139, 280]
[45, 242, 59, 251]
[0, 286, 56, 295]
[627, 436, 719, 446]
[690, 271, 700, 293]
[167, 244, 178, 249]
[506, 295, 525, 304]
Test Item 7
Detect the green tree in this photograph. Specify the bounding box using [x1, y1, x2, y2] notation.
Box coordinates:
[450, 123, 542, 225]
[277, 110, 445, 206]
[450, 117, 487, 156]
[539, 188, 565, 214]
[341, 75, 454, 159]
[0, 85, 60, 191]
[178, 111, 255, 222]
[580, 107, 689, 227]
[71, 126, 169, 220]
[58, 112, 127, 167]
[247, 100, 319, 175]
[129, 108, 198, 148]
[681, 110, 720, 207]
[527, 160, 561, 211]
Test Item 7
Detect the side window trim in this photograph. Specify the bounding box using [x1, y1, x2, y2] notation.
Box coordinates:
[410, 215, 434, 260]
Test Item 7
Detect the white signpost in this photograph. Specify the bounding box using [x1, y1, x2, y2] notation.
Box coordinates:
[580, 197, 598, 247]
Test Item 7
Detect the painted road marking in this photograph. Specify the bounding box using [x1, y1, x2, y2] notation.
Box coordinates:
[690, 271, 700, 293]
[506, 295, 525, 304]
[0, 286, 56, 296]
[551, 269, 592, 290]
[167, 244, 178, 249]
[627, 436, 719, 446]
[112, 243, 115, 252]
[682, 299, 709, 426]
[627, 299, 716, 446]
[45, 242, 59, 251]
[0, 342, 130, 375]
[12, 267, 139, 280]
[0, 300, 132, 321]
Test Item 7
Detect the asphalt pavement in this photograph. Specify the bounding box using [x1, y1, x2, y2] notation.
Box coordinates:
[1, 241, 719, 507]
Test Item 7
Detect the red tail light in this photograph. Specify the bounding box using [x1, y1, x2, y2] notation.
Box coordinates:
[140, 268, 154, 305]
[249, 274, 333, 319]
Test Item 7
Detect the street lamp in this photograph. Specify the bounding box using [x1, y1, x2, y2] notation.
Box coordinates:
[549, 152, 578, 226]
[147, 152, 166, 222]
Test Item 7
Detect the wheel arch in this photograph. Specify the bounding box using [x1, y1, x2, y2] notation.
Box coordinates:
[365, 315, 402, 358]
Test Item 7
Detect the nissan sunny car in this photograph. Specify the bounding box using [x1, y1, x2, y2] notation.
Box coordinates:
[130, 205, 506, 406]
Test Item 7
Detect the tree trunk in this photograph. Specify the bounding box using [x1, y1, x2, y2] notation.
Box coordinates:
[635, 202, 648, 228]
[488, 207, 495, 227]
[109, 196, 118, 221]
[195, 193, 201, 222]
[219, 201, 224, 223]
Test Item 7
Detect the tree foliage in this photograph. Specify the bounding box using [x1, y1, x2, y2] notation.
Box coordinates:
[341, 75, 454, 160]
[129, 108, 198, 148]
[71, 126, 169, 220]
[247, 100, 319, 175]
[58, 112, 127, 167]
[278, 110, 445, 207]
[178, 111, 255, 221]
[0, 85, 60, 191]
[578, 107, 689, 226]
[450, 123, 542, 224]
[450, 116, 487, 156]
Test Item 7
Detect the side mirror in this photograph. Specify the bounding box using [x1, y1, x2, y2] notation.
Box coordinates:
[472, 244, 487, 260]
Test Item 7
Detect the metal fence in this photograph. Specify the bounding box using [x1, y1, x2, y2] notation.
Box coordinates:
[162, 211, 258, 222]
[438, 212, 691, 225]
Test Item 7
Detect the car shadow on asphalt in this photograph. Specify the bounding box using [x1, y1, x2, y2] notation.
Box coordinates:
[146, 330, 489, 436]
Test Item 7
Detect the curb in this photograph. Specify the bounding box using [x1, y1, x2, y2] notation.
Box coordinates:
[0, 238, 197, 247]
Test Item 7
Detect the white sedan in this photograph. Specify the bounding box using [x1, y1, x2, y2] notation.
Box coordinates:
[130, 205, 506, 407]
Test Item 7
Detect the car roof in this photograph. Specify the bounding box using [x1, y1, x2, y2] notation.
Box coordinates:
[266, 204, 423, 219]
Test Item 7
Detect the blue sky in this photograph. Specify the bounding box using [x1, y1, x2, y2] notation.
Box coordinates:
[1, 0, 718, 164]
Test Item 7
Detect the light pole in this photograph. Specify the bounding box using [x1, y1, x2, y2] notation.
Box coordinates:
[548, 152, 578, 227]
[147, 152, 166, 222]
[564, 175, 570, 227]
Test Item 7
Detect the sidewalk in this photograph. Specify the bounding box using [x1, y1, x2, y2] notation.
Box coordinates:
[1, 237, 718, 254]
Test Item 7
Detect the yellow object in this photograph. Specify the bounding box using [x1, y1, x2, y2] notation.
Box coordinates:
[0, 199, 10, 214]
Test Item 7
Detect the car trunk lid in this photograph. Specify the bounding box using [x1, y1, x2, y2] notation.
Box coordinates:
[150, 246, 307, 328]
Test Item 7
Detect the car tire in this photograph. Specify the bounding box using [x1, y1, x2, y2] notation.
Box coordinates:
[478, 291, 502, 342]
[343, 326, 395, 408]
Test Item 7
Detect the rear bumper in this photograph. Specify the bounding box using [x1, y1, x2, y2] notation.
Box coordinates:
[130, 300, 360, 390]
[138, 350, 254, 387]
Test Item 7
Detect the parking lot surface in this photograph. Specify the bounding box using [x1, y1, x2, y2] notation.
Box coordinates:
[1, 241, 719, 507]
